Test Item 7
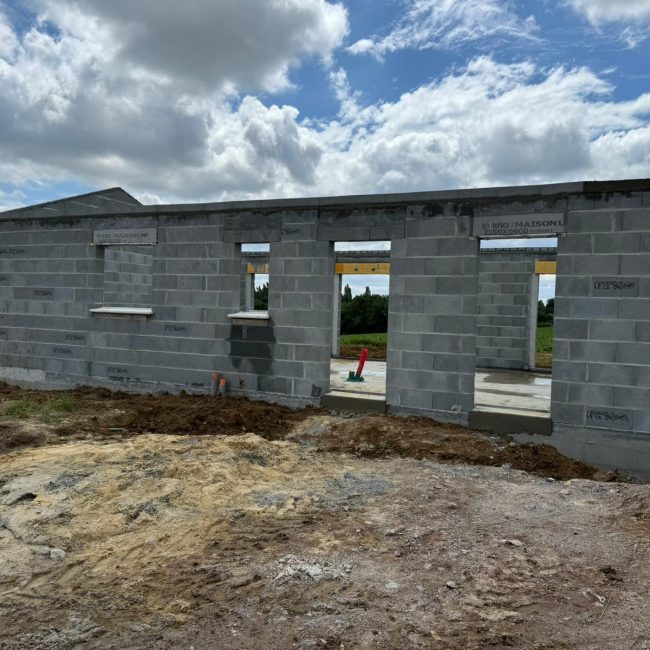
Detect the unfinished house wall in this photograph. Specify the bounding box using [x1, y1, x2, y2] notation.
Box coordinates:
[1, 181, 650, 476]
[387, 211, 478, 424]
[551, 206, 650, 477]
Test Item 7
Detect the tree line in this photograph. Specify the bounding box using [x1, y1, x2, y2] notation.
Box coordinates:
[538, 298, 554, 325]
[340, 285, 388, 335]
[255, 282, 553, 331]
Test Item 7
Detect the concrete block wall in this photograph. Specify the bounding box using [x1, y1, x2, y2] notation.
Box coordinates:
[103, 245, 153, 306]
[387, 213, 478, 424]
[551, 207, 650, 476]
[1, 179, 650, 477]
[268, 214, 334, 401]
[0, 217, 100, 386]
[476, 250, 556, 371]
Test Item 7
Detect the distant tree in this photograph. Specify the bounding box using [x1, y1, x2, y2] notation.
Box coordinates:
[254, 282, 268, 310]
[342, 284, 353, 303]
[546, 298, 554, 315]
[537, 298, 554, 325]
[340, 291, 388, 335]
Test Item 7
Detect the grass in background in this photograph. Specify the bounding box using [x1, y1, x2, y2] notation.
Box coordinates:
[536, 325, 553, 369]
[339, 333, 388, 347]
[536, 326, 554, 353]
[340, 328, 555, 369]
[0, 396, 77, 424]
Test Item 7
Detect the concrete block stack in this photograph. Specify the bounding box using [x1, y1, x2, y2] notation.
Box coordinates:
[386, 213, 479, 424]
[103, 245, 153, 306]
[269, 212, 334, 401]
[476, 252, 535, 370]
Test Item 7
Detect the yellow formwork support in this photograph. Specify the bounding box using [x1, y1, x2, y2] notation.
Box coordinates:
[246, 262, 392, 275]
[335, 263, 391, 275]
[535, 261, 557, 275]
[247, 263, 269, 274]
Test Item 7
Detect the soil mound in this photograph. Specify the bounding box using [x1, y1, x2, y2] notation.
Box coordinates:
[314, 416, 613, 482]
[106, 394, 313, 439]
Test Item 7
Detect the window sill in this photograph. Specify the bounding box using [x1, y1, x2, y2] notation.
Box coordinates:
[90, 307, 153, 319]
[228, 311, 271, 321]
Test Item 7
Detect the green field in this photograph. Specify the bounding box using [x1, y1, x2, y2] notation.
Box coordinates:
[536, 326, 553, 353]
[340, 328, 554, 368]
[339, 333, 388, 347]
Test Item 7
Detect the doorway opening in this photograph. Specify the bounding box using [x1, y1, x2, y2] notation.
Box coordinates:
[473, 239, 556, 419]
[328, 242, 390, 401]
[533, 264, 556, 371]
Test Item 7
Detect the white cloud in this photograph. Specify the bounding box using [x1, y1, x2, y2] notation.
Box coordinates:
[0, 11, 18, 59]
[32, 0, 349, 94]
[0, 1, 345, 197]
[0, 187, 25, 212]
[1, 2, 650, 207]
[312, 57, 650, 195]
[567, 0, 650, 24]
[348, 0, 538, 58]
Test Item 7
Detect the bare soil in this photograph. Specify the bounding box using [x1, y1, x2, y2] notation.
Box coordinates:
[1, 385, 648, 650]
[338, 345, 387, 361]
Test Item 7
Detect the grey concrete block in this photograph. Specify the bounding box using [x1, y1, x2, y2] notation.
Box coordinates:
[551, 402, 585, 426]
[587, 362, 635, 386]
[566, 212, 615, 233]
[398, 389, 433, 410]
[619, 298, 650, 320]
[569, 255, 620, 276]
[613, 386, 650, 408]
[565, 298, 620, 319]
[620, 255, 650, 275]
[558, 235, 593, 254]
[589, 320, 637, 341]
[617, 342, 650, 365]
[570, 340, 617, 362]
[568, 383, 614, 405]
[594, 233, 641, 254]
[553, 360, 587, 382]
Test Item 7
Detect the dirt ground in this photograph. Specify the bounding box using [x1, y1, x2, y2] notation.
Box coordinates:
[338, 345, 387, 361]
[1, 385, 649, 649]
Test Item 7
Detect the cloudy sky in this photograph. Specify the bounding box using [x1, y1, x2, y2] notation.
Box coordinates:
[1, 1, 649, 300]
[1, 0, 650, 213]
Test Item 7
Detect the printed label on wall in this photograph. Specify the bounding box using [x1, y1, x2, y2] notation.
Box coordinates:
[473, 213, 566, 238]
[592, 277, 639, 297]
[93, 228, 157, 245]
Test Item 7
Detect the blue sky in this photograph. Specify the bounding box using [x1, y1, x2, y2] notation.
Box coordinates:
[1, 0, 648, 302]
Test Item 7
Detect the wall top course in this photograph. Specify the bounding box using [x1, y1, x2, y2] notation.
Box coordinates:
[3, 179, 649, 224]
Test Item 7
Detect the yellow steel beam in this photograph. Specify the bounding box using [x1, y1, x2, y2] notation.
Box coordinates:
[335, 262, 391, 275]
[247, 263, 269, 274]
[535, 260, 557, 275]
[247, 262, 392, 275]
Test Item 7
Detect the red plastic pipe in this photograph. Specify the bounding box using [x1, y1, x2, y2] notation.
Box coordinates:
[355, 347, 369, 378]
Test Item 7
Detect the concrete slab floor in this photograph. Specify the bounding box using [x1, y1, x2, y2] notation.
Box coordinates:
[329, 359, 551, 415]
